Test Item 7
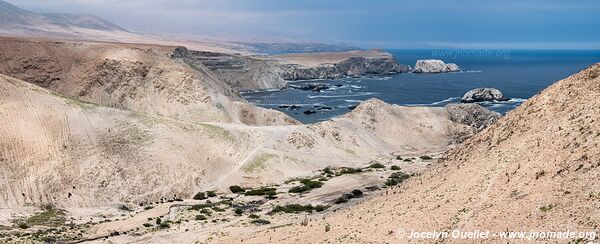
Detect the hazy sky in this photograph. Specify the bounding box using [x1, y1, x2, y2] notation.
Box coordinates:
[11, 0, 600, 49]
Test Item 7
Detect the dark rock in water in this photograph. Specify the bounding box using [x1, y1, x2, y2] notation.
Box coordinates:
[413, 59, 461, 73]
[289, 83, 330, 92]
[303, 110, 317, 114]
[334, 84, 344, 87]
[279, 105, 290, 108]
[348, 105, 358, 110]
[461, 88, 509, 103]
[312, 105, 333, 111]
[289, 105, 302, 110]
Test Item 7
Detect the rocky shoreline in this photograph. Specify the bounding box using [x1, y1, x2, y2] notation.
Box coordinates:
[280, 56, 411, 81]
[173, 47, 464, 92]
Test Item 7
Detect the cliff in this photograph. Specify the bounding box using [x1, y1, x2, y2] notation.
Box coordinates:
[172, 47, 410, 90]
[171, 47, 287, 91]
[276, 49, 410, 81]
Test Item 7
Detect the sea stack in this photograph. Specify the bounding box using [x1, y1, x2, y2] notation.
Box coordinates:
[461, 88, 509, 103]
[413, 59, 461, 73]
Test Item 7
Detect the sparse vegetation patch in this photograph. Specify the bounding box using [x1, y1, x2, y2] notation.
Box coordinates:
[271, 204, 329, 214]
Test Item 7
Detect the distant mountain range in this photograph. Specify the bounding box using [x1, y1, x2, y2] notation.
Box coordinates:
[0, 0, 357, 54]
[0, 0, 127, 37]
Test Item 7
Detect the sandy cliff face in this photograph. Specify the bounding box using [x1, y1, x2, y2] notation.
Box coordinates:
[0, 37, 296, 126]
[217, 64, 600, 243]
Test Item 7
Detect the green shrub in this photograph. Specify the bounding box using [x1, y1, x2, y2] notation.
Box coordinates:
[420, 155, 433, 160]
[338, 167, 362, 175]
[351, 189, 363, 197]
[200, 209, 212, 215]
[211, 206, 225, 212]
[193, 192, 207, 200]
[18, 223, 29, 229]
[142, 223, 153, 227]
[235, 208, 243, 215]
[195, 215, 207, 221]
[369, 163, 385, 169]
[403, 158, 412, 162]
[288, 185, 311, 193]
[334, 197, 348, 204]
[271, 204, 328, 214]
[385, 172, 411, 186]
[250, 219, 271, 225]
[395, 156, 403, 160]
[155, 217, 162, 225]
[322, 167, 334, 175]
[289, 179, 324, 193]
[248, 214, 260, 219]
[245, 187, 277, 196]
[159, 221, 171, 229]
[315, 205, 328, 212]
[385, 178, 398, 186]
[190, 203, 212, 210]
[207, 191, 217, 197]
[300, 179, 324, 188]
[539, 205, 553, 213]
[229, 185, 245, 193]
[144, 206, 154, 210]
[390, 165, 401, 170]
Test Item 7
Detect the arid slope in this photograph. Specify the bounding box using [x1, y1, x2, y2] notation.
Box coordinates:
[0, 37, 295, 126]
[215, 64, 600, 243]
[0, 72, 490, 209]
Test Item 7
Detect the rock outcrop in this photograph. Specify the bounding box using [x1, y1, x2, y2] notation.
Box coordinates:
[171, 47, 287, 91]
[281, 56, 410, 80]
[445, 103, 501, 132]
[172, 47, 412, 88]
[288, 83, 330, 92]
[461, 88, 508, 103]
[413, 59, 461, 73]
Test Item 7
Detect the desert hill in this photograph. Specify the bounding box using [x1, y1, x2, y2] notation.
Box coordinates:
[0, 71, 492, 209]
[214, 64, 600, 243]
[0, 36, 296, 126]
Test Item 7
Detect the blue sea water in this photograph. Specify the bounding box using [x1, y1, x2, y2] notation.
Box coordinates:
[243, 49, 600, 124]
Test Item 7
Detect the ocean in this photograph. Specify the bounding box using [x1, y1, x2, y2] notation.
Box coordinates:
[242, 49, 600, 124]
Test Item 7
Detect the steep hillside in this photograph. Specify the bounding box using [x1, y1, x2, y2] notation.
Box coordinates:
[0, 37, 295, 126]
[215, 64, 600, 243]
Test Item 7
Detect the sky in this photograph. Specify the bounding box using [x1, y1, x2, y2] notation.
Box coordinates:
[11, 0, 600, 49]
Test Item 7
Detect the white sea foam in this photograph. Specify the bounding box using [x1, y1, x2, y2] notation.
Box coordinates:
[344, 99, 364, 103]
[509, 98, 527, 102]
[307, 92, 378, 99]
[431, 97, 461, 105]
[404, 97, 461, 106]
